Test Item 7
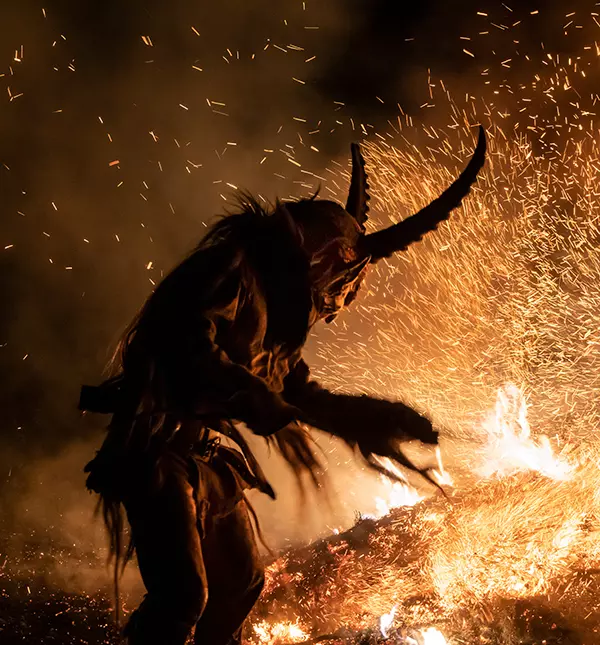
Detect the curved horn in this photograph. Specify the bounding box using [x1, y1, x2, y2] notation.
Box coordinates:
[345, 143, 370, 231]
[362, 126, 486, 262]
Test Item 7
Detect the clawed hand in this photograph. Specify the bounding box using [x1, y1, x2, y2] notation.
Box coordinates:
[272, 423, 324, 490]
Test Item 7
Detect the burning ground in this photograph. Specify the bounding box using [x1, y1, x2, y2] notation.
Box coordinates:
[247, 387, 600, 645]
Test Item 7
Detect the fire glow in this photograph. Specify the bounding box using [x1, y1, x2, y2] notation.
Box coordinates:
[250, 380, 595, 643]
[248, 79, 600, 639]
[476, 383, 574, 481]
[253, 620, 309, 644]
[249, 19, 600, 634]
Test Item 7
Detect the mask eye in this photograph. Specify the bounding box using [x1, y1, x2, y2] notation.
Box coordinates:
[338, 244, 358, 263]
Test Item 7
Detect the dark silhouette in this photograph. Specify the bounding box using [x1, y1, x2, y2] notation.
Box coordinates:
[80, 127, 485, 645]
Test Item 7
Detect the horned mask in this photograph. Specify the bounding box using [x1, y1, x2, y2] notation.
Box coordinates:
[280, 126, 487, 321]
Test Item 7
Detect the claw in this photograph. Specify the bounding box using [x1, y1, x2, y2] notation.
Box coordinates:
[363, 448, 447, 498]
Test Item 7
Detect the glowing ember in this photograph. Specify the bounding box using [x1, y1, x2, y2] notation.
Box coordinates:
[379, 605, 448, 644]
[477, 383, 573, 481]
[428, 445, 600, 606]
[252, 619, 309, 644]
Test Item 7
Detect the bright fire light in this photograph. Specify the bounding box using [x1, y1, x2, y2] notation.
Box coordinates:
[373, 478, 424, 519]
[379, 604, 397, 638]
[420, 627, 449, 644]
[252, 620, 309, 644]
[477, 383, 573, 481]
[243, 3, 600, 642]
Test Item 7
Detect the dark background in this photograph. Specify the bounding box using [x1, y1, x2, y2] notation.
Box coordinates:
[0, 0, 587, 520]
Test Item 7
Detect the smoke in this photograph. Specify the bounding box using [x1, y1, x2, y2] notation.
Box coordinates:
[2, 0, 597, 601]
[0, 0, 403, 594]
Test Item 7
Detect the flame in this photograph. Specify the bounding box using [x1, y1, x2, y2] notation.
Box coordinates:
[431, 446, 454, 487]
[370, 381, 568, 525]
[379, 605, 449, 644]
[373, 478, 424, 519]
[477, 383, 573, 481]
[252, 620, 309, 644]
[257, 390, 600, 638]
[420, 627, 449, 644]
[379, 603, 397, 638]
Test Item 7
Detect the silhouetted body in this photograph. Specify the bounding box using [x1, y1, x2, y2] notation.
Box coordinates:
[81, 131, 485, 645]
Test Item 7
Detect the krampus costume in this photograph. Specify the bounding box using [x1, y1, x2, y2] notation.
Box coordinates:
[81, 127, 485, 645]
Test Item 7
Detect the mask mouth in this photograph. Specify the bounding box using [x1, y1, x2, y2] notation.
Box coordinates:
[315, 255, 371, 322]
[321, 254, 370, 290]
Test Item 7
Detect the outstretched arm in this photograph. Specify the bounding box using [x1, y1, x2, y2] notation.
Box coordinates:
[283, 358, 441, 487]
